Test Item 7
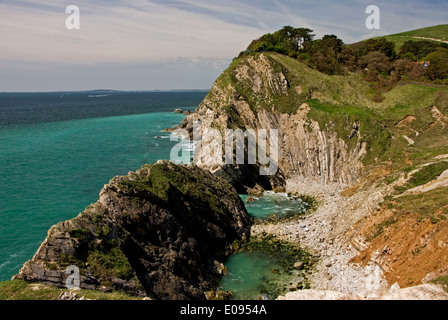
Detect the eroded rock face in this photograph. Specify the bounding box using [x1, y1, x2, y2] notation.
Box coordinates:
[16, 162, 252, 300]
[175, 53, 368, 193]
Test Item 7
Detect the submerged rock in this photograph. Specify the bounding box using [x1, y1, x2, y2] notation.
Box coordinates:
[16, 161, 252, 300]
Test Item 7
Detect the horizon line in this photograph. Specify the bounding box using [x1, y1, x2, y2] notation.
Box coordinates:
[0, 89, 211, 94]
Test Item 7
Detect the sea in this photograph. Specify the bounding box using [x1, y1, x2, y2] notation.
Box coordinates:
[0, 91, 207, 281]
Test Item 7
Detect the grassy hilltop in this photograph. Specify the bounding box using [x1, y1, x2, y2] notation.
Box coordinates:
[374, 24, 448, 50]
[220, 25, 448, 170]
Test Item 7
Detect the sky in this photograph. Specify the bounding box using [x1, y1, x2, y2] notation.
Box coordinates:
[0, 0, 447, 92]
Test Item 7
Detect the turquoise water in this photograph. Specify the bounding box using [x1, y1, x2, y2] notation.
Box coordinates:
[0, 91, 309, 299]
[0, 112, 184, 280]
[218, 252, 293, 300]
[0, 91, 206, 281]
[220, 192, 311, 300]
[240, 192, 309, 220]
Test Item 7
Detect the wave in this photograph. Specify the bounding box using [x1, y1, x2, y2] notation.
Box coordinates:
[0, 250, 24, 273]
[88, 94, 110, 98]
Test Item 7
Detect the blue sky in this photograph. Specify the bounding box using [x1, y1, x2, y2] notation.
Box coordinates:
[0, 0, 447, 91]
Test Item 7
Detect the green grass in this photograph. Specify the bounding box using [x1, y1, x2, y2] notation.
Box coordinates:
[217, 51, 448, 176]
[371, 24, 448, 50]
[380, 84, 448, 114]
[395, 161, 448, 193]
[87, 247, 134, 281]
[222, 53, 378, 113]
[268, 53, 376, 109]
[221, 52, 448, 117]
[391, 25, 448, 42]
[218, 52, 448, 168]
[394, 186, 448, 222]
[406, 161, 448, 187]
[0, 280, 142, 300]
[69, 228, 90, 239]
[368, 83, 448, 171]
[306, 99, 391, 165]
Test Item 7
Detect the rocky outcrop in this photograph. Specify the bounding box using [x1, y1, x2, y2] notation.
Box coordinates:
[277, 284, 448, 300]
[15, 161, 252, 300]
[175, 53, 375, 193]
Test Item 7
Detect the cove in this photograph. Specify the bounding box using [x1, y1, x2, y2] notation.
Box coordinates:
[218, 251, 298, 300]
[218, 192, 314, 300]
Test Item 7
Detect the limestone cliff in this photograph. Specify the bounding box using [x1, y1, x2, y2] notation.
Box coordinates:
[176, 53, 388, 193]
[15, 161, 252, 300]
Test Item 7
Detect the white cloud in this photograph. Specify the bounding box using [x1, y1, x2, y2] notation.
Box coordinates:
[1, 0, 447, 91]
[0, 0, 265, 65]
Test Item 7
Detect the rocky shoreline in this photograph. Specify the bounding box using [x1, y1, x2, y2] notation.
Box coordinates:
[255, 176, 448, 300]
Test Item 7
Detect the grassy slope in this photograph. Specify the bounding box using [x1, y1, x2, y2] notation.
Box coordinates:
[372, 24, 448, 50]
[340, 24, 448, 286]
[367, 26, 448, 166]
[0, 280, 142, 300]
[221, 51, 448, 288]
[221, 23, 448, 183]
[390, 24, 448, 41]
[278, 52, 448, 166]
[221, 51, 448, 168]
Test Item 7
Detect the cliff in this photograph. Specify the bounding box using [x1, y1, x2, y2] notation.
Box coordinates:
[176, 52, 390, 193]
[15, 161, 252, 300]
[175, 50, 448, 291]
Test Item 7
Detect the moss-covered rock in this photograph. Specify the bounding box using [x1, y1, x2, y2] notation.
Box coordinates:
[15, 162, 252, 300]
